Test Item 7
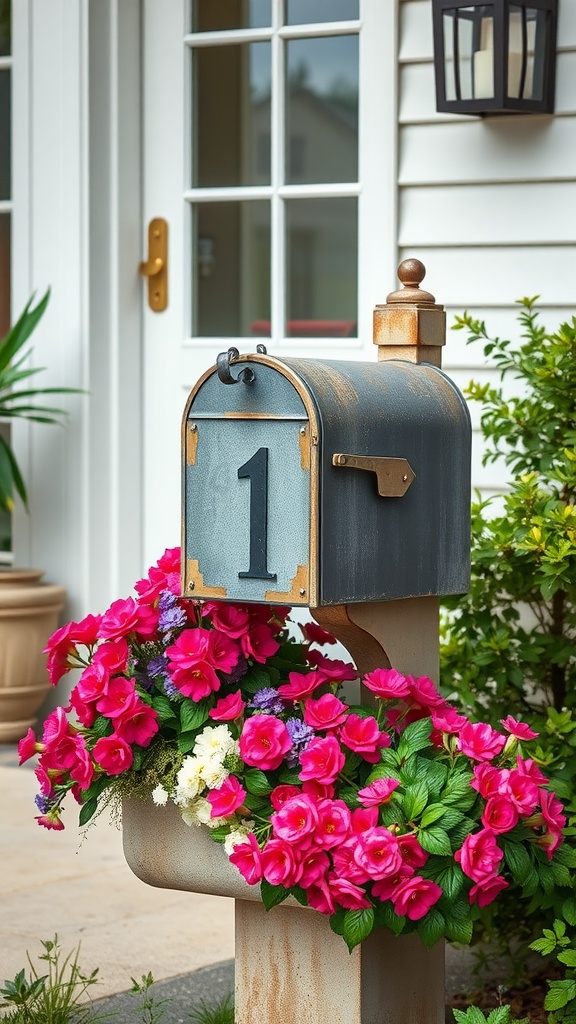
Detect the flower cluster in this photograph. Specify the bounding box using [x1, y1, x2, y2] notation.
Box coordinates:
[20, 549, 571, 951]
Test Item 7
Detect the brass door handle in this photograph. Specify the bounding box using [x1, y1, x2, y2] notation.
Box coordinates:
[139, 218, 168, 311]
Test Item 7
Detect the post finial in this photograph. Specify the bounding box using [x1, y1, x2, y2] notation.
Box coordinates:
[386, 258, 436, 305]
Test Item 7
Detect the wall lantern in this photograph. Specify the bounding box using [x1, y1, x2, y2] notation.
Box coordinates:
[432, 1, 558, 115]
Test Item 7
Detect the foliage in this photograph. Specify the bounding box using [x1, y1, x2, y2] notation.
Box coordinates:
[440, 300, 576, 966]
[0, 936, 100, 1024]
[0, 291, 80, 513]
[453, 1006, 529, 1024]
[530, 920, 576, 1023]
[20, 550, 568, 953]
[128, 973, 168, 1024]
[187, 993, 234, 1024]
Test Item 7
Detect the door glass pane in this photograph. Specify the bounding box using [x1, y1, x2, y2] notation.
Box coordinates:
[286, 198, 357, 338]
[0, 70, 10, 200]
[192, 0, 271, 32]
[0, 0, 10, 57]
[194, 201, 271, 337]
[286, 36, 358, 184]
[286, 0, 359, 26]
[193, 42, 271, 187]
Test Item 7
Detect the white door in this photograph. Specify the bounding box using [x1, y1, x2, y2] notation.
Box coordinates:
[141, 0, 396, 566]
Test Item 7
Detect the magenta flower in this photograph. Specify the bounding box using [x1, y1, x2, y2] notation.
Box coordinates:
[363, 668, 411, 700]
[331, 838, 370, 884]
[18, 728, 39, 765]
[329, 875, 371, 910]
[481, 795, 519, 833]
[516, 756, 549, 785]
[115, 701, 159, 747]
[392, 876, 443, 920]
[303, 693, 349, 730]
[306, 651, 357, 682]
[239, 715, 292, 771]
[209, 690, 246, 721]
[170, 661, 221, 702]
[271, 794, 319, 845]
[430, 705, 467, 734]
[240, 623, 280, 664]
[457, 721, 507, 762]
[68, 737, 95, 790]
[350, 806, 379, 833]
[204, 603, 250, 639]
[455, 829, 503, 882]
[299, 735, 345, 786]
[96, 677, 138, 718]
[261, 838, 302, 887]
[299, 849, 331, 888]
[208, 630, 241, 674]
[500, 716, 539, 740]
[207, 776, 247, 818]
[99, 597, 158, 641]
[277, 670, 326, 701]
[469, 873, 509, 907]
[228, 833, 262, 885]
[357, 778, 400, 807]
[93, 734, 134, 775]
[43, 622, 79, 686]
[397, 834, 429, 869]
[408, 675, 446, 709]
[92, 637, 129, 674]
[340, 714, 390, 762]
[505, 769, 539, 815]
[314, 799, 352, 849]
[306, 876, 336, 915]
[301, 621, 337, 646]
[353, 827, 402, 880]
[270, 784, 301, 810]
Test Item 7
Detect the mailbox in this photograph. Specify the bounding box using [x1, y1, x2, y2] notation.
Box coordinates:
[182, 349, 471, 608]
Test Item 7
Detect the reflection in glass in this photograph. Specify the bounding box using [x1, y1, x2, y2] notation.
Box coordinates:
[442, 7, 479, 101]
[193, 42, 271, 188]
[0, 70, 10, 200]
[192, 0, 271, 32]
[508, 6, 543, 100]
[194, 202, 270, 337]
[0, 0, 10, 58]
[286, 198, 357, 338]
[286, 36, 358, 184]
[286, 0, 358, 26]
[0, 213, 10, 337]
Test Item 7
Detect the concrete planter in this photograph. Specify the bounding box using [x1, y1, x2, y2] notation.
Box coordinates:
[0, 569, 66, 742]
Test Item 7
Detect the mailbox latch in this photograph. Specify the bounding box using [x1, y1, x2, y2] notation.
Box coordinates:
[332, 454, 415, 497]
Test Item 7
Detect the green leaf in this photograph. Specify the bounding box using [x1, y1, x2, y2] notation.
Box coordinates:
[420, 803, 449, 828]
[545, 980, 576, 1011]
[453, 1005, 489, 1024]
[530, 936, 557, 956]
[502, 841, 533, 885]
[329, 908, 346, 936]
[417, 907, 446, 947]
[402, 781, 430, 820]
[342, 908, 375, 952]
[244, 769, 273, 797]
[177, 731, 197, 754]
[260, 879, 291, 911]
[557, 950, 576, 967]
[562, 897, 576, 927]
[418, 827, 452, 856]
[397, 718, 433, 759]
[79, 796, 98, 827]
[152, 694, 178, 723]
[92, 714, 114, 738]
[180, 699, 210, 733]
[445, 913, 474, 945]
[433, 863, 465, 901]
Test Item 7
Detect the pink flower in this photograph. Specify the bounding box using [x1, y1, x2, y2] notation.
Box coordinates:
[505, 769, 539, 815]
[457, 722, 507, 762]
[99, 597, 157, 640]
[301, 622, 337, 646]
[314, 799, 352, 849]
[208, 630, 241, 674]
[372, 865, 415, 901]
[481, 796, 519, 833]
[306, 651, 357, 682]
[331, 838, 370, 884]
[165, 628, 212, 669]
[170, 661, 221, 702]
[277, 671, 326, 701]
[303, 693, 349, 731]
[96, 677, 138, 718]
[239, 715, 293, 771]
[18, 728, 39, 765]
[455, 829, 503, 882]
[469, 873, 509, 907]
[302, 779, 335, 800]
[329, 875, 371, 910]
[306, 876, 335, 915]
[357, 778, 400, 807]
[516, 756, 548, 785]
[392, 877, 443, 920]
[351, 806, 379, 833]
[115, 701, 159, 747]
[398, 834, 429, 869]
[93, 734, 134, 775]
[43, 622, 78, 686]
[36, 808, 65, 830]
[261, 838, 302, 887]
[207, 776, 247, 818]
[471, 763, 505, 798]
[354, 827, 402, 880]
[539, 789, 567, 833]
[92, 637, 129, 675]
[241, 623, 280, 664]
[430, 705, 467, 734]
[135, 547, 181, 602]
[205, 603, 250, 639]
[229, 833, 263, 885]
[408, 676, 446, 709]
[271, 794, 319, 845]
[340, 714, 390, 762]
[363, 668, 410, 700]
[299, 849, 330, 888]
[500, 716, 538, 740]
[299, 735, 345, 786]
[68, 738, 95, 789]
[270, 784, 301, 810]
[209, 691, 246, 721]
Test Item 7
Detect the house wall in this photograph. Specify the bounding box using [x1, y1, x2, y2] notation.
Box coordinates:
[398, 0, 576, 497]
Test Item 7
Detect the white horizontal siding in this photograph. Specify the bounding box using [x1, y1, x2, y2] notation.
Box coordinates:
[443, 307, 576, 368]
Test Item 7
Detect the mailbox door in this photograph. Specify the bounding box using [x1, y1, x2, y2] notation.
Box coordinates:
[183, 361, 318, 607]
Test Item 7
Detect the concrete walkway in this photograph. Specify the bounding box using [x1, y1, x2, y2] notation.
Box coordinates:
[0, 745, 234, 999]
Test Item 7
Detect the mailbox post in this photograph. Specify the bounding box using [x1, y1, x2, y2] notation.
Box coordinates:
[124, 259, 471, 1024]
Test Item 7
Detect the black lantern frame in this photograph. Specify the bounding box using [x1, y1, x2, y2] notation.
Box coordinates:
[432, 0, 558, 115]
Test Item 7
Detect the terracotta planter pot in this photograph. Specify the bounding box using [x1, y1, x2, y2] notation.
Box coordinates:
[0, 569, 66, 742]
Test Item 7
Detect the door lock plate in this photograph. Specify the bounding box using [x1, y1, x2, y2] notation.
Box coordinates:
[139, 217, 168, 312]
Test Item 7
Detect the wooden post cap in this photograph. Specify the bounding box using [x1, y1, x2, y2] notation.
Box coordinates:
[373, 257, 445, 366]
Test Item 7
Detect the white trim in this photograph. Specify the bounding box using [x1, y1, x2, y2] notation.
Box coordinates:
[183, 182, 360, 202]
[183, 21, 361, 47]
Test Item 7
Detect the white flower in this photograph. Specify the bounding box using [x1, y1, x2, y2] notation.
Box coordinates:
[180, 797, 227, 829]
[199, 758, 230, 790]
[224, 822, 256, 855]
[151, 784, 169, 806]
[174, 756, 204, 805]
[193, 724, 237, 762]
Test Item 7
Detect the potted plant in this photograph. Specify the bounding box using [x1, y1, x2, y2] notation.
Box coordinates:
[0, 291, 77, 741]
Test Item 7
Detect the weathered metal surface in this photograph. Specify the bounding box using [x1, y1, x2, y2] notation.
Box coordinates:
[235, 901, 445, 1024]
[332, 453, 415, 497]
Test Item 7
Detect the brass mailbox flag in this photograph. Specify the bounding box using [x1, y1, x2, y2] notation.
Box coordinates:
[139, 217, 168, 312]
[332, 454, 415, 497]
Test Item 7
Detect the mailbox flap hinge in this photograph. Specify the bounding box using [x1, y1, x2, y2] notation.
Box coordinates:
[332, 454, 415, 497]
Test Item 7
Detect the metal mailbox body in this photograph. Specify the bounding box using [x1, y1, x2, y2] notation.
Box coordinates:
[182, 353, 471, 607]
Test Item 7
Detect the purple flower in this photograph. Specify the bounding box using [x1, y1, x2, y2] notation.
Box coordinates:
[221, 652, 249, 686]
[158, 601, 187, 635]
[285, 717, 315, 766]
[148, 654, 168, 678]
[163, 677, 179, 698]
[35, 794, 52, 814]
[249, 687, 286, 715]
